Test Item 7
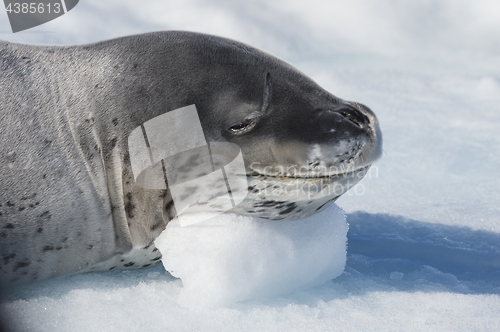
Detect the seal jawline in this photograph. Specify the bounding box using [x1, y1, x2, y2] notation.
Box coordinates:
[248, 164, 371, 181]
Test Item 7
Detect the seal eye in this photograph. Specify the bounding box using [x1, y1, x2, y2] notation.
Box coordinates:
[228, 118, 257, 134]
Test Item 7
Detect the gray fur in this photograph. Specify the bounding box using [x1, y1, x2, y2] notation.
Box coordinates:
[0, 31, 381, 287]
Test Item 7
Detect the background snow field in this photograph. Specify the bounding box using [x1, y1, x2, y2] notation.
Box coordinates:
[1, 0, 500, 331]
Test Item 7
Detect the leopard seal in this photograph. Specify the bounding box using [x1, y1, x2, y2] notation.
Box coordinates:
[0, 31, 382, 287]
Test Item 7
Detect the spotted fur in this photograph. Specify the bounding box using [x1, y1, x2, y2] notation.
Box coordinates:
[0, 31, 381, 287]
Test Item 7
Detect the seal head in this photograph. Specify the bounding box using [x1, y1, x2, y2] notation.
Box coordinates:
[184, 40, 382, 219]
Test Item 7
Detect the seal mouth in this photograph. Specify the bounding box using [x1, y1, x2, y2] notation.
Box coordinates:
[248, 164, 371, 180]
[237, 164, 371, 220]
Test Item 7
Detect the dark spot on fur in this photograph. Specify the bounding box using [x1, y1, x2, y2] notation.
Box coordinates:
[56, 246, 63, 250]
[42, 174, 46, 179]
[38, 211, 50, 219]
[279, 204, 297, 215]
[18, 206, 25, 211]
[6, 201, 14, 207]
[142, 244, 151, 250]
[164, 199, 174, 211]
[13, 261, 30, 272]
[254, 200, 285, 208]
[4, 223, 14, 229]
[112, 117, 118, 126]
[151, 256, 161, 261]
[315, 201, 331, 212]
[37, 227, 43, 233]
[124, 192, 135, 218]
[111, 137, 117, 148]
[3, 253, 15, 265]
[120, 259, 124, 262]
[109, 266, 116, 270]
[63, 237, 68, 242]
[88, 245, 94, 250]
[142, 264, 151, 268]
[153, 248, 158, 252]
[150, 219, 164, 232]
[133, 63, 138, 68]
[123, 262, 134, 267]
[43, 245, 54, 252]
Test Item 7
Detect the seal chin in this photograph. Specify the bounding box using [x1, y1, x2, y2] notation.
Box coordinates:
[231, 165, 371, 220]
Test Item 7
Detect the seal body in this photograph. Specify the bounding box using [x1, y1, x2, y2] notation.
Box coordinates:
[0, 31, 382, 286]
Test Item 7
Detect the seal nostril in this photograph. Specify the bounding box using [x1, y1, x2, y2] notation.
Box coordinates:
[337, 110, 361, 127]
[335, 106, 369, 129]
[315, 106, 370, 133]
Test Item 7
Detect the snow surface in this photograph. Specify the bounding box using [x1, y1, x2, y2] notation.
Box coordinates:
[1, 0, 500, 331]
[155, 205, 347, 308]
